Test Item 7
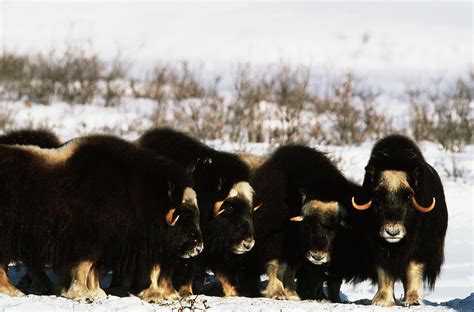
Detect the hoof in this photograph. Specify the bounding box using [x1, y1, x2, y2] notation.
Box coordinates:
[372, 290, 396, 307]
[139, 287, 164, 303]
[403, 291, 422, 307]
[284, 289, 300, 300]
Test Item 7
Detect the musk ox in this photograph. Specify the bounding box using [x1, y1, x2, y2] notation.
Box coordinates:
[351, 134, 448, 306]
[239, 145, 363, 300]
[0, 135, 203, 302]
[138, 128, 257, 297]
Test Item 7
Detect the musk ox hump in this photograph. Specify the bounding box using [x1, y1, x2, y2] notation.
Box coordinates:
[15, 140, 78, 165]
[228, 181, 254, 205]
[302, 200, 339, 216]
[182, 187, 198, 209]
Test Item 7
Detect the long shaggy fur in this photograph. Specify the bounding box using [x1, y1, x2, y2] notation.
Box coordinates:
[240, 145, 371, 298]
[356, 134, 448, 289]
[138, 128, 254, 296]
[0, 134, 201, 294]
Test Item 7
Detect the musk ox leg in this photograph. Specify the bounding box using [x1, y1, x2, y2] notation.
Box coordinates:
[24, 263, 54, 295]
[62, 260, 95, 300]
[327, 278, 342, 303]
[262, 260, 288, 300]
[158, 267, 180, 300]
[0, 265, 24, 296]
[138, 264, 164, 303]
[215, 271, 239, 297]
[87, 265, 107, 298]
[372, 267, 396, 307]
[402, 261, 424, 306]
[282, 264, 300, 300]
[178, 282, 193, 298]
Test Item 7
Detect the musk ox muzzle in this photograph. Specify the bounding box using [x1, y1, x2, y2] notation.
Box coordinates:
[379, 222, 406, 243]
[181, 241, 204, 258]
[306, 250, 330, 265]
[232, 237, 255, 254]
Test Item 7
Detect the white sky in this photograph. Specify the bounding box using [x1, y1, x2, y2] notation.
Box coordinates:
[0, 1, 472, 82]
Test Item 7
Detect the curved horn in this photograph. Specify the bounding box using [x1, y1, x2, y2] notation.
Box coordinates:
[166, 208, 180, 226]
[351, 197, 372, 210]
[213, 200, 225, 217]
[253, 203, 263, 212]
[412, 196, 435, 213]
[290, 215, 304, 222]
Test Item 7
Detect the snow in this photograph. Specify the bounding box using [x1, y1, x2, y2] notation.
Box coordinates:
[0, 100, 473, 311]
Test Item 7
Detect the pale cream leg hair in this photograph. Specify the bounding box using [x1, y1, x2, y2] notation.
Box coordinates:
[283, 264, 300, 300]
[86, 265, 107, 298]
[158, 268, 180, 300]
[262, 259, 288, 300]
[372, 266, 396, 307]
[403, 261, 425, 306]
[138, 264, 163, 303]
[62, 260, 94, 300]
[178, 281, 194, 298]
[215, 271, 239, 297]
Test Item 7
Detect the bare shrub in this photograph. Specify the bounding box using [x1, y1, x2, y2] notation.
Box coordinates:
[226, 63, 275, 143]
[0, 103, 13, 131]
[408, 73, 473, 152]
[271, 65, 312, 144]
[102, 54, 128, 107]
[170, 62, 207, 101]
[55, 45, 103, 104]
[0, 51, 32, 100]
[171, 76, 225, 141]
[321, 73, 391, 145]
[147, 63, 173, 127]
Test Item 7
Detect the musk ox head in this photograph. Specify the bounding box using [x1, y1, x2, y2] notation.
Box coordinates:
[352, 166, 436, 244]
[165, 187, 204, 258]
[290, 197, 343, 266]
[209, 182, 257, 255]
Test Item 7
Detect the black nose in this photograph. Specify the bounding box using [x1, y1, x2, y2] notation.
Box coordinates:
[385, 227, 400, 236]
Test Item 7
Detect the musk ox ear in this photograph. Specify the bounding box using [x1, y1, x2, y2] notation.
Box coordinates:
[167, 181, 175, 199]
[188, 158, 200, 173]
[363, 165, 375, 190]
[299, 189, 307, 204]
[351, 166, 374, 209]
[412, 165, 437, 209]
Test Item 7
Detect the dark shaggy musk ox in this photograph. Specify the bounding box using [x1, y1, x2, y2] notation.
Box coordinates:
[0, 129, 61, 148]
[0, 128, 62, 294]
[0, 135, 203, 302]
[351, 134, 448, 307]
[239, 144, 367, 300]
[138, 128, 257, 297]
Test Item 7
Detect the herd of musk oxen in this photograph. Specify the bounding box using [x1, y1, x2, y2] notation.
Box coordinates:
[0, 127, 448, 307]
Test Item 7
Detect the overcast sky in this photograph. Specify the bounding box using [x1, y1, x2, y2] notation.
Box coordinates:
[1, 1, 471, 81]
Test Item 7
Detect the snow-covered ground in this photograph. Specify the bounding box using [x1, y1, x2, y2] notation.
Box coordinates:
[0, 100, 472, 311]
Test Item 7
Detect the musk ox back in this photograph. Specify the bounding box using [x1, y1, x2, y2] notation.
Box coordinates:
[138, 128, 256, 297]
[351, 134, 448, 307]
[0, 135, 203, 301]
[0, 129, 61, 148]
